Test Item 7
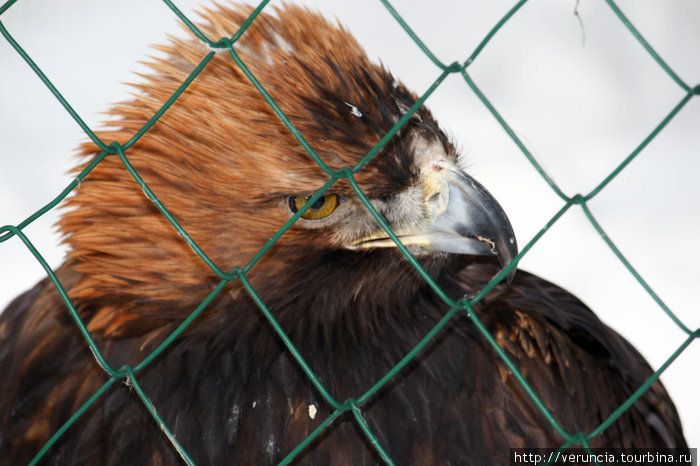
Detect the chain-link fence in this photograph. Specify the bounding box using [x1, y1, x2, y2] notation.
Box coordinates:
[1, 0, 698, 464]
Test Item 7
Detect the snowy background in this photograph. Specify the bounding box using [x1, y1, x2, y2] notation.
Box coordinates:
[1, 0, 698, 446]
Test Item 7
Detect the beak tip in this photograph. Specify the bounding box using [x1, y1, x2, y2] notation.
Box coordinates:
[505, 267, 517, 284]
[497, 235, 518, 284]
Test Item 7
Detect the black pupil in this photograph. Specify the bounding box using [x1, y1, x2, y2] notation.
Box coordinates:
[309, 197, 326, 210]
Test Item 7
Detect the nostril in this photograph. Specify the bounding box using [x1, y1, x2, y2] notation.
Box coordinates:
[428, 192, 441, 203]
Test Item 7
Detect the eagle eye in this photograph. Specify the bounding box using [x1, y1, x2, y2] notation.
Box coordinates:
[289, 194, 340, 220]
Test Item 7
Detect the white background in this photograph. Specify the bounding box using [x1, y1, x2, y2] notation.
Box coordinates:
[1, 0, 698, 446]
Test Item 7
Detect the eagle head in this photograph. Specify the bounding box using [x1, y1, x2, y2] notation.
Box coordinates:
[60, 4, 517, 333]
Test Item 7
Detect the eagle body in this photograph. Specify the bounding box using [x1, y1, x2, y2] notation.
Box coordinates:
[0, 4, 687, 465]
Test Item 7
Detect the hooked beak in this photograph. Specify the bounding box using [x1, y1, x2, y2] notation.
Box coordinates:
[348, 164, 518, 282]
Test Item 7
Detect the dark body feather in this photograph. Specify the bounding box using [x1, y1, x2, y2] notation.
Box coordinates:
[0, 4, 687, 465]
[0, 257, 686, 465]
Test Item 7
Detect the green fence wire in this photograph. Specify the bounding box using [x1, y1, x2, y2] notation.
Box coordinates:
[1, 0, 698, 464]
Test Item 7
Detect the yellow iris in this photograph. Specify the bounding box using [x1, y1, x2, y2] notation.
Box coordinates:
[290, 194, 339, 220]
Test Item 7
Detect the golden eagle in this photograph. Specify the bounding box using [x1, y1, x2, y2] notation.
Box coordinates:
[0, 4, 687, 465]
